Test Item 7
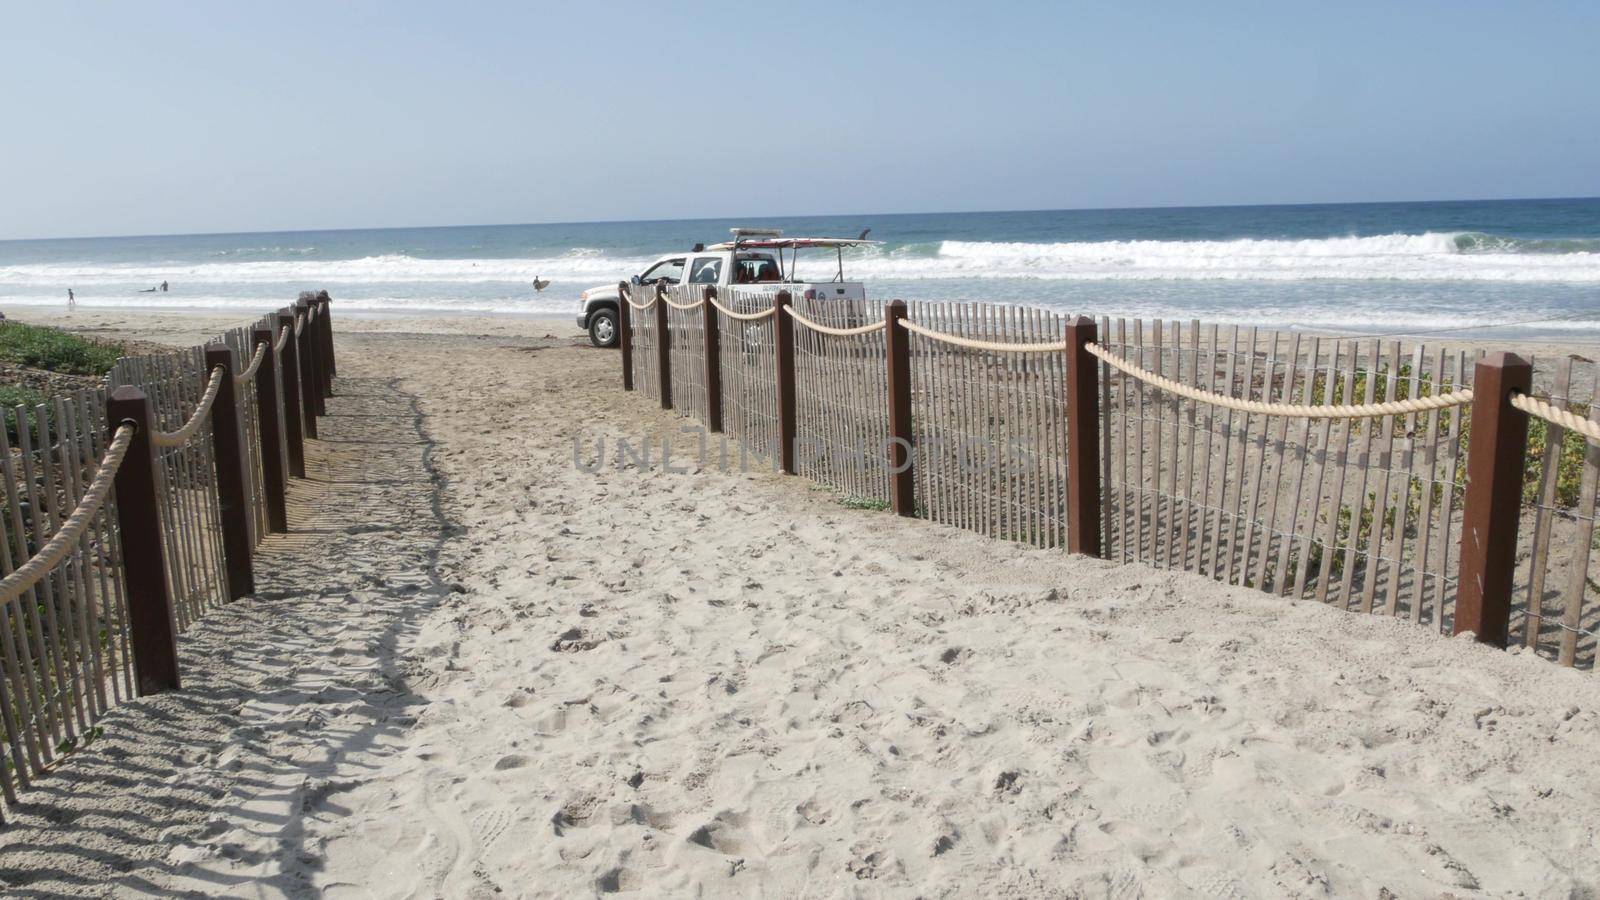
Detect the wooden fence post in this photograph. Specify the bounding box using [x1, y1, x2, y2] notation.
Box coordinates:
[618, 282, 634, 392]
[1064, 316, 1103, 557]
[296, 297, 324, 425]
[251, 325, 289, 532]
[655, 284, 672, 410]
[703, 286, 723, 433]
[773, 290, 797, 475]
[277, 308, 307, 478]
[204, 343, 256, 599]
[884, 300, 915, 515]
[106, 386, 181, 694]
[1455, 351, 1532, 647]
[316, 290, 336, 383]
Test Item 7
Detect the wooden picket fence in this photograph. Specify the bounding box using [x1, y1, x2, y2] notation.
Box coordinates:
[0, 291, 337, 820]
[617, 282, 1599, 672]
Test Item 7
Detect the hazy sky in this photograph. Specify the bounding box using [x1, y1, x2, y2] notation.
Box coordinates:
[3, 1, 1597, 240]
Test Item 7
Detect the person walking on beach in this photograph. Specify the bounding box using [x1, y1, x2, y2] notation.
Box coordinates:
[67, 288, 75, 311]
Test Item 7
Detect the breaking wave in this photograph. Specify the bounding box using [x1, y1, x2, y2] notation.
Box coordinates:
[5, 231, 1597, 289]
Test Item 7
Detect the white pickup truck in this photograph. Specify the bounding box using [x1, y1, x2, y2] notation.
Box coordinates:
[577, 229, 875, 346]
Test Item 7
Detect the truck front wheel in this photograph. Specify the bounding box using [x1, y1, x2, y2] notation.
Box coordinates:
[588, 308, 619, 348]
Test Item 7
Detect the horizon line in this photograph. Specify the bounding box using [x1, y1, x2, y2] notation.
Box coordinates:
[4, 193, 1597, 245]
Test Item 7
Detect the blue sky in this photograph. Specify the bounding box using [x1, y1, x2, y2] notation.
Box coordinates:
[2, 1, 1597, 240]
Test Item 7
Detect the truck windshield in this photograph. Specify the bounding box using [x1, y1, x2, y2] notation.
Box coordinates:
[688, 257, 722, 284]
[640, 258, 684, 285]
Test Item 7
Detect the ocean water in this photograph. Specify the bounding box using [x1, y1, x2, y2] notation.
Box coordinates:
[2, 198, 1598, 338]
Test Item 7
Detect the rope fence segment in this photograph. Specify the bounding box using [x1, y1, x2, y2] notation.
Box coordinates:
[707, 297, 777, 321]
[898, 317, 1068, 353]
[272, 324, 290, 353]
[661, 293, 704, 311]
[237, 341, 267, 384]
[150, 366, 227, 448]
[1085, 341, 1474, 418]
[785, 306, 887, 337]
[624, 290, 657, 311]
[1510, 392, 1600, 443]
[0, 425, 134, 606]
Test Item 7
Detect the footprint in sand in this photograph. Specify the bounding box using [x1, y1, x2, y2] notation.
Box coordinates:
[470, 806, 513, 854]
[553, 796, 601, 836]
[687, 810, 751, 855]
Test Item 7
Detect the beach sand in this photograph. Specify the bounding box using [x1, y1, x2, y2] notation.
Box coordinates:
[2, 309, 1599, 897]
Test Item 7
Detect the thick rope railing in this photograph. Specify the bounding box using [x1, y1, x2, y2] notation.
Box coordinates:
[1085, 342, 1474, 418]
[237, 341, 267, 384]
[707, 297, 777, 321]
[1510, 393, 1600, 443]
[622, 288, 657, 311]
[897, 318, 1067, 353]
[150, 365, 226, 448]
[272, 324, 290, 353]
[662, 293, 704, 311]
[0, 424, 135, 605]
[785, 306, 887, 337]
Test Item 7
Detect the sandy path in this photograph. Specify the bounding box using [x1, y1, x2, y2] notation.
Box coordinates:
[313, 323, 1600, 897]
[1, 312, 1598, 897]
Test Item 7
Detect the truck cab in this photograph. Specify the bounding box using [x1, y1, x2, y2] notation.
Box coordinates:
[577, 229, 874, 347]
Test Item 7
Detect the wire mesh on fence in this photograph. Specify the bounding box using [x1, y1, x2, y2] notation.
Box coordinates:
[629, 290, 662, 404]
[793, 295, 890, 505]
[109, 350, 231, 632]
[1097, 320, 1471, 632]
[663, 285, 708, 424]
[0, 384, 134, 811]
[222, 320, 270, 548]
[1511, 354, 1600, 669]
[906, 302, 1073, 549]
[717, 288, 780, 465]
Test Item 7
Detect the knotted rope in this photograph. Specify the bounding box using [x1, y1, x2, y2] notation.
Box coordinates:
[0, 424, 135, 605]
[897, 318, 1067, 353]
[1085, 342, 1474, 418]
[1510, 393, 1600, 443]
[151, 366, 226, 448]
[784, 306, 887, 337]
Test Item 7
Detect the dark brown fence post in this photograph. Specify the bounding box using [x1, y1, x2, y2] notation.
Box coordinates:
[884, 300, 915, 515]
[618, 282, 634, 392]
[316, 290, 336, 382]
[296, 297, 324, 424]
[204, 343, 256, 599]
[1455, 351, 1532, 647]
[773, 290, 797, 474]
[251, 325, 289, 532]
[1064, 316, 1103, 557]
[655, 284, 672, 410]
[703, 286, 723, 433]
[106, 387, 180, 694]
[276, 308, 307, 477]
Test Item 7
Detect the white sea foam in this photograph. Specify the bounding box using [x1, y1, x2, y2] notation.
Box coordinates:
[4, 232, 1597, 289]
